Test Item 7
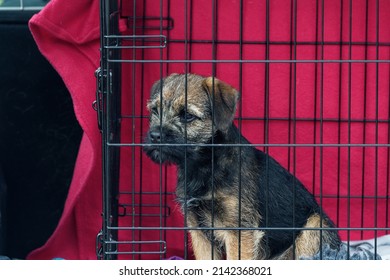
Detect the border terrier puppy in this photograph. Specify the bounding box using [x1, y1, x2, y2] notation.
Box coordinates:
[144, 73, 341, 260]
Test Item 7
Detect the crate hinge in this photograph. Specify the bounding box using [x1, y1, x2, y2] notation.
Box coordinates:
[93, 67, 104, 132]
[96, 230, 103, 259]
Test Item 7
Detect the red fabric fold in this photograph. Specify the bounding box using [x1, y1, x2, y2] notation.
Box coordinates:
[28, 0, 101, 260]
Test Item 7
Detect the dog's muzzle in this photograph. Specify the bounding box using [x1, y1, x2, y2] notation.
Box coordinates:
[148, 130, 162, 144]
[144, 127, 194, 164]
[143, 128, 172, 163]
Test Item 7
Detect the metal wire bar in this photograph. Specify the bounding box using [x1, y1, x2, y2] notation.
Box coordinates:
[109, 143, 390, 148]
[108, 226, 390, 232]
[107, 58, 390, 63]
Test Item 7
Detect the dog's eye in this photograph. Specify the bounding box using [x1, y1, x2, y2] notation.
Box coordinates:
[180, 111, 197, 123]
[151, 107, 159, 115]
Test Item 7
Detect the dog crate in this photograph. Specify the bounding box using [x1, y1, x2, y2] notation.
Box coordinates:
[95, 0, 390, 260]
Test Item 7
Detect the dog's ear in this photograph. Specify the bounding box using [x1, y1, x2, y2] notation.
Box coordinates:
[202, 77, 239, 132]
[150, 78, 163, 99]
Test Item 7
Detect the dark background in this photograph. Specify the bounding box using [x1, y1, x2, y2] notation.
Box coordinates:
[0, 9, 83, 259]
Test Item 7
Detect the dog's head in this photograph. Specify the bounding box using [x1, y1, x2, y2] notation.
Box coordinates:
[144, 73, 239, 164]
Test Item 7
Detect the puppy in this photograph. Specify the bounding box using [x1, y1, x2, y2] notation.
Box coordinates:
[144, 73, 341, 260]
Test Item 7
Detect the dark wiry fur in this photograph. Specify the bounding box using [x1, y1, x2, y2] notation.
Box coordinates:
[144, 73, 341, 259]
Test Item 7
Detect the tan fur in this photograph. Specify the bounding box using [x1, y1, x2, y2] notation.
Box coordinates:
[275, 214, 334, 260]
[214, 230, 265, 260]
[294, 213, 329, 258]
[190, 230, 222, 260]
[187, 212, 222, 259]
[186, 190, 264, 260]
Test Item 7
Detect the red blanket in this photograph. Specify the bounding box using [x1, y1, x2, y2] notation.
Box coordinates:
[28, 0, 389, 260]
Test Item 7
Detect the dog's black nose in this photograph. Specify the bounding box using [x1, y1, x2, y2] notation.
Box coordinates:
[149, 131, 161, 143]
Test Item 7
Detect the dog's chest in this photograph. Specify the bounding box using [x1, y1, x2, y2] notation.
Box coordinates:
[177, 186, 239, 229]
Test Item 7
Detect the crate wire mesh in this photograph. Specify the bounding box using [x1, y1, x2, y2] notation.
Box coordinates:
[96, 0, 390, 260]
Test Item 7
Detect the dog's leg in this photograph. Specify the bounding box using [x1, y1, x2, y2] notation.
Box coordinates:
[219, 230, 264, 260]
[189, 230, 222, 260]
[293, 213, 336, 259]
[274, 246, 294, 260]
